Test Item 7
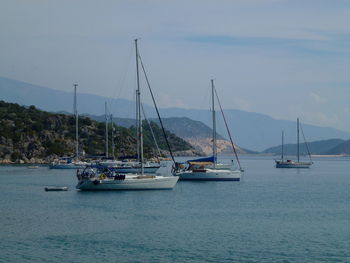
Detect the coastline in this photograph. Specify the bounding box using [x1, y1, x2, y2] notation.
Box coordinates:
[1, 153, 348, 165]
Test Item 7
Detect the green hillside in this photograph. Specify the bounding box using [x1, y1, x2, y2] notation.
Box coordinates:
[0, 100, 194, 163]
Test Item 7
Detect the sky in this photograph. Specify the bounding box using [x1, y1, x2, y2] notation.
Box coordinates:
[1, 0, 350, 131]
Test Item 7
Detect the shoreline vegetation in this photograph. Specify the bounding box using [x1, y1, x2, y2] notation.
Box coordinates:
[0, 100, 201, 164]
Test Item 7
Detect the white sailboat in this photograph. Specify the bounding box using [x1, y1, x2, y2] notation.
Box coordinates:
[96, 160, 160, 173]
[275, 118, 313, 168]
[96, 101, 160, 173]
[173, 79, 243, 181]
[76, 39, 178, 190]
[49, 84, 89, 169]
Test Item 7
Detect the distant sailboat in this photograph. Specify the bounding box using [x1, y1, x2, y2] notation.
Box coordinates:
[49, 84, 88, 169]
[173, 79, 243, 181]
[76, 39, 178, 190]
[275, 118, 313, 168]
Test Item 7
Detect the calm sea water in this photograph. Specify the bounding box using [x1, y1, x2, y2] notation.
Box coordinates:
[1, 156, 350, 263]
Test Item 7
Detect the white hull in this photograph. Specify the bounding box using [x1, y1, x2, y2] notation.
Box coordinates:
[98, 160, 123, 167]
[176, 168, 241, 181]
[49, 163, 87, 169]
[76, 175, 179, 190]
[111, 166, 160, 174]
[207, 163, 233, 170]
[275, 161, 312, 168]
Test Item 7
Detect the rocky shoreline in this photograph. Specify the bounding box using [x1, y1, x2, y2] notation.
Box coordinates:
[0, 156, 58, 164]
[0, 149, 204, 164]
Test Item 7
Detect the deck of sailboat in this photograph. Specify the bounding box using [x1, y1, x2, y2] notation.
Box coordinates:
[177, 168, 241, 181]
[76, 174, 179, 190]
[275, 160, 312, 168]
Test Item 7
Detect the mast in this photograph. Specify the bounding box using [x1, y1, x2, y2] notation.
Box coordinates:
[74, 84, 79, 160]
[136, 89, 140, 162]
[138, 50, 176, 165]
[135, 39, 144, 174]
[297, 118, 300, 162]
[281, 130, 284, 162]
[211, 79, 217, 166]
[105, 102, 108, 158]
[110, 114, 115, 159]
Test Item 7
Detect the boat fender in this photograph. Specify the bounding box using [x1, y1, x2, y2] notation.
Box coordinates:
[93, 180, 100, 185]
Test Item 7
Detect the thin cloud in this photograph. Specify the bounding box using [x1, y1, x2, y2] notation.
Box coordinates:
[310, 92, 327, 104]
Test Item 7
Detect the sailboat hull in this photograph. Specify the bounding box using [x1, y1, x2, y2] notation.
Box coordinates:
[49, 163, 87, 169]
[110, 166, 160, 174]
[176, 169, 241, 181]
[76, 175, 179, 190]
[275, 161, 312, 168]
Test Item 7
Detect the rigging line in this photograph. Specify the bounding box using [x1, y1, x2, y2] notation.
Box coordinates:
[300, 123, 313, 163]
[111, 46, 134, 113]
[141, 102, 161, 162]
[214, 87, 242, 170]
[138, 53, 176, 165]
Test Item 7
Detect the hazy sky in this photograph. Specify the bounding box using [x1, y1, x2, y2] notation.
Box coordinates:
[1, 0, 350, 131]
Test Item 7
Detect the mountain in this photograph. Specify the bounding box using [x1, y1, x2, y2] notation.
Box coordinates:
[0, 77, 144, 117]
[84, 115, 254, 154]
[152, 117, 224, 140]
[157, 108, 350, 152]
[262, 139, 345, 155]
[0, 100, 196, 163]
[150, 117, 255, 155]
[84, 115, 224, 139]
[324, 140, 350, 155]
[2, 76, 350, 151]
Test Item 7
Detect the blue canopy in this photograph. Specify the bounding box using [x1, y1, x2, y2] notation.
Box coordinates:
[187, 156, 216, 163]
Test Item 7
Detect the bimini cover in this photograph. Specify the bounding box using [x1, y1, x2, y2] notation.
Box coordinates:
[187, 156, 216, 163]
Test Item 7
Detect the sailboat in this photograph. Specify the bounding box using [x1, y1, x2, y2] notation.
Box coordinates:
[49, 84, 88, 169]
[173, 79, 243, 181]
[275, 118, 313, 168]
[76, 39, 178, 190]
[95, 93, 160, 173]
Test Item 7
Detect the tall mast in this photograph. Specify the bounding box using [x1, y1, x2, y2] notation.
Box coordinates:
[74, 84, 79, 160]
[297, 118, 300, 162]
[105, 102, 108, 158]
[136, 88, 140, 162]
[135, 39, 144, 174]
[110, 114, 115, 159]
[281, 130, 284, 162]
[211, 79, 217, 166]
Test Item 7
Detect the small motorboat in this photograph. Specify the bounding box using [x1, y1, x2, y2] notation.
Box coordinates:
[45, 186, 68, 191]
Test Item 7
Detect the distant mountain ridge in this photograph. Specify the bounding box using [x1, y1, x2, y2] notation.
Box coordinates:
[2, 76, 350, 151]
[323, 140, 350, 155]
[83, 115, 224, 139]
[263, 139, 346, 155]
[84, 114, 254, 154]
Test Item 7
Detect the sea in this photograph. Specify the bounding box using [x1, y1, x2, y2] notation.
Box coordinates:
[1, 156, 350, 263]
